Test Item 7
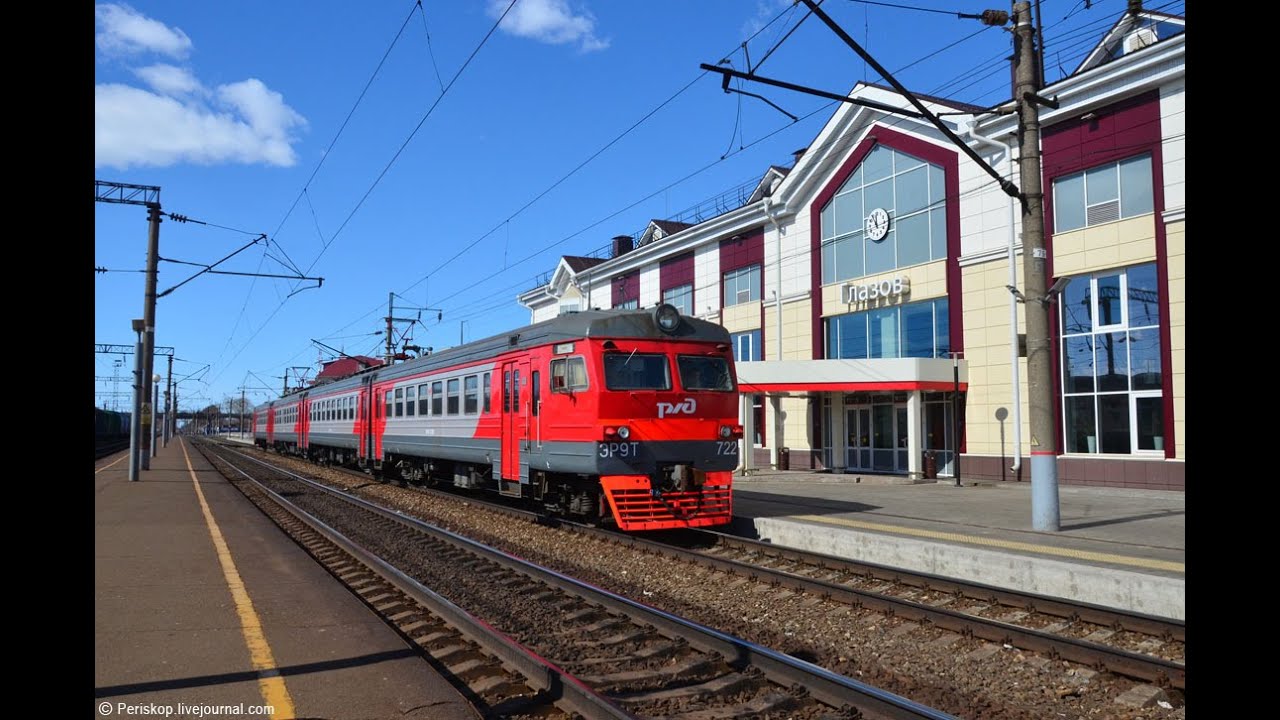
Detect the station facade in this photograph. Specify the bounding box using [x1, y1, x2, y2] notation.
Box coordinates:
[518, 10, 1185, 490]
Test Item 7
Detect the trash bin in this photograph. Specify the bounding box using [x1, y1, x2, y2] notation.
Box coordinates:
[778, 447, 790, 471]
[923, 450, 937, 479]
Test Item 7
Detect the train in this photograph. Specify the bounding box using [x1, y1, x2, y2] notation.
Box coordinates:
[96, 407, 131, 457]
[252, 304, 742, 531]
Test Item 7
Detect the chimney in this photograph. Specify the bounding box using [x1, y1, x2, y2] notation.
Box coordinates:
[792, 147, 807, 166]
[611, 234, 633, 258]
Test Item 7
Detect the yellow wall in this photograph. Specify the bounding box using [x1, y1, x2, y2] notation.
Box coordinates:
[762, 298, 814, 361]
[1053, 215, 1157, 276]
[819, 260, 947, 318]
[720, 301, 760, 334]
[1166, 218, 1184, 459]
[960, 259, 1029, 458]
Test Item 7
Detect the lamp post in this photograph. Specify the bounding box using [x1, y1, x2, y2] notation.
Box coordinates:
[950, 352, 963, 487]
[152, 374, 161, 457]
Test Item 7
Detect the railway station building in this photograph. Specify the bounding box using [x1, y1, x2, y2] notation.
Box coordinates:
[519, 9, 1184, 490]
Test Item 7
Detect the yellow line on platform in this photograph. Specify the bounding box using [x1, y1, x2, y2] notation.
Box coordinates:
[95, 455, 126, 474]
[790, 514, 1184, 573]
[181, 438, 296, 719]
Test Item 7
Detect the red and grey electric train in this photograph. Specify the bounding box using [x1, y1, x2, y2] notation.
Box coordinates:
[252, 304, 742, 530]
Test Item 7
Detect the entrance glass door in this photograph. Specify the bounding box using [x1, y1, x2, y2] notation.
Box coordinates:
[847, 403, 908, 473]
[846, 408, 869, 470]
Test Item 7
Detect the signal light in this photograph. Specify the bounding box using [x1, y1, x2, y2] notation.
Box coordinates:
[603, 425, 631, 440]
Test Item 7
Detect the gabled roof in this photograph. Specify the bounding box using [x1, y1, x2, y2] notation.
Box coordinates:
[857, 81, 986, 114]
[747, 165, 791, 204]
[562, 255, 607, 273]
[1074, 8, 1185, 75]
[638, 220, 696, 247]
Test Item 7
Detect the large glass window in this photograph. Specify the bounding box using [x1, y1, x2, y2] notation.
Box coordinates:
[1053, 154, 1154, 233]
[677, 356, 735, 391]
[662, 284, 693, 315]
[731, 330, 762, 362]
[603, 353, 671, 390]
[723, 265, 760, 306]
[1060, 263, 1164, 454]
[820, 146, 947, 285]
[826, 298, 950, 359]
[615, 299, 639, 310]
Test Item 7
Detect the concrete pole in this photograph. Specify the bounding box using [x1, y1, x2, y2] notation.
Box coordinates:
[152, 378, 160, 457]
[128, 321, 144, 482]
[140, 205, 162, 470]
[1014, 1, 1060, 530]
[163, 355, 173, 447]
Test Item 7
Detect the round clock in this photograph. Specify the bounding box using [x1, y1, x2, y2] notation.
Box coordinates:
[866, 208, 890, 242]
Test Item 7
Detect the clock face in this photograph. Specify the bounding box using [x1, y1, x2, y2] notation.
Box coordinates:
[866, 208, 890, 242]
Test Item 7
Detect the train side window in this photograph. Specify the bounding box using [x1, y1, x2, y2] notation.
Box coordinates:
[348, 396, 354, 420]
[405, 386, 416, 417]
[418, 384, 429, 415]
[483, 373, 491, 413]
[464, 375, 478, 414]
[432, 381, 443, 415]
[447, 378, 460, 415]
[503, 371, 511, 412]
[384, 390, 391, 418]
[531, 371, 540, 416]
[551, 357, 588, 393]
[394, 387, 404, 417]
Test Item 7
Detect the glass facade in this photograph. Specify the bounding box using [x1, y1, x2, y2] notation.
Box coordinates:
[826, 298, 950, 360]
[1060, 263, 1164, 454]
[731, 329, 762, 362]
[1053, 154, 1154, 232]
[662, 284, 693, 315]
[723, 264, 760, 306]
[820, 145, 946, 284]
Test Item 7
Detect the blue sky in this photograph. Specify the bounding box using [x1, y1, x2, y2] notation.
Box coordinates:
[93, 0, 1181, 412]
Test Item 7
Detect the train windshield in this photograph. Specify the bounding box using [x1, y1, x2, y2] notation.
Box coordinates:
[603, 352, 671, 390]
[677, 356, 735, 391]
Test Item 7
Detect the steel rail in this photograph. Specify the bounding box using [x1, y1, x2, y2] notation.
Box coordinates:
[210, 445, 635, 720]
[216, 443, 956, 720]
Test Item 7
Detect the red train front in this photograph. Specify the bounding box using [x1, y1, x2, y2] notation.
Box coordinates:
[254, 304, 739, 531]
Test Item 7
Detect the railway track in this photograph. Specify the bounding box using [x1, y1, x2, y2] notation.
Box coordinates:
[199, 440, 956, 720]
[215, 439, 1186, 716]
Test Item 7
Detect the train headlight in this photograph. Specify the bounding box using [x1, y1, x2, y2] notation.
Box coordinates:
[720, 424, 744, 439]
[617, 426, 631, 439]
[654, 303, 681, 334]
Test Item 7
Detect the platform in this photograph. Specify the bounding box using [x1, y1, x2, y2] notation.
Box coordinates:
[730, 469, 1185, 620]
[95, 437, 481, 720]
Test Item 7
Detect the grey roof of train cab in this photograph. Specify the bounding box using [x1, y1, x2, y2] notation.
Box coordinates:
[266, 307, 729, 404]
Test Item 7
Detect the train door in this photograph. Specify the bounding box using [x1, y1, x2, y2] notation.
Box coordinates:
[266, 405, 275, 444]
[299, 395, 310, 451]
[358, 376, 376, 465]
[499, 359, 529, 492]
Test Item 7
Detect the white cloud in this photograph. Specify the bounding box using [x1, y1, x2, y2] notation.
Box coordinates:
[133, 64, 201, 96]
[488, 0, 609, 53]
[96, 3, 192, 58]
[95, 80, 307, 170]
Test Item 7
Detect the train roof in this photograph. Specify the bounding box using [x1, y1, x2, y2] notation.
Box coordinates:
[256, 307, 730, 408]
